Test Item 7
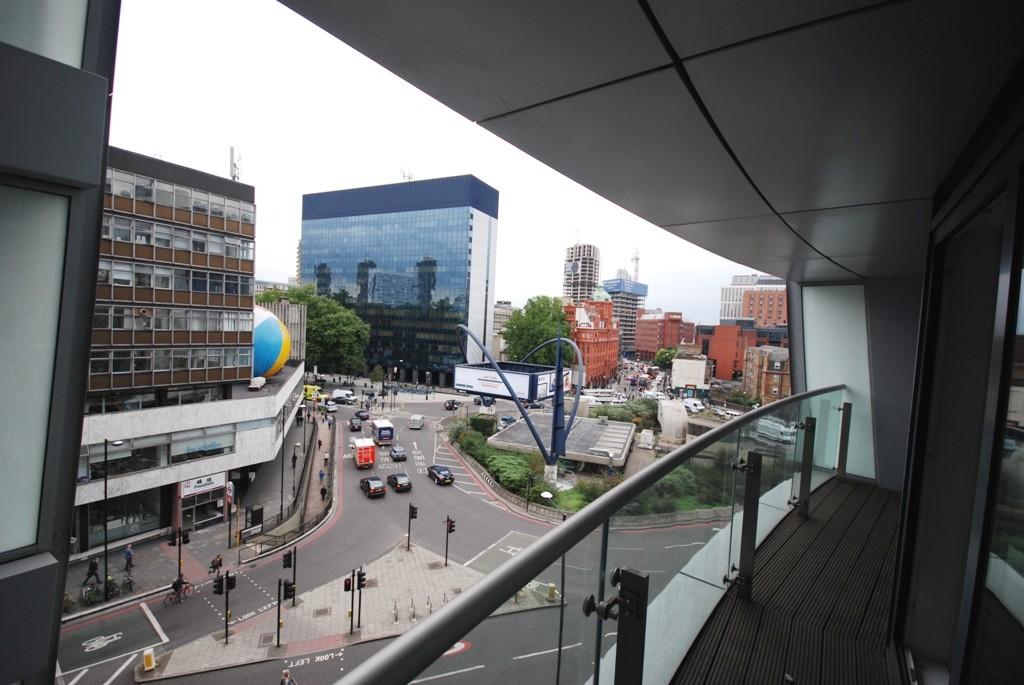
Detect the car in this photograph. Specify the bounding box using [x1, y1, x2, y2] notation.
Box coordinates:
[348, 417, 362, 431]
[389, 445, 407, 461]
[355, 409, 370, 420]
[339, 395, 356, 405]
[473, 395, 482, 405]
[359, 476, 386, 498]
[527, 401, 545, 409]
[443, 399, 460, 411]
[325, 401, 338, 413]
[387, 473, 412, 492]
[427, 464, 454, 485]
[499, 415, 516, 428]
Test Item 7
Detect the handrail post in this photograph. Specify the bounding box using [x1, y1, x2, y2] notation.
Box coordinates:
[736, 451, 762, 602]
[837, 402, 852, 480]
[798, 416, 817, 517]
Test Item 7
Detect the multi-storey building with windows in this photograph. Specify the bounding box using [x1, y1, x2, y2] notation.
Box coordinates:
[563, 243, 601, 303]
[300, 175, 498, 386]
[563, 298, 620, 386]
[741, 287, 788, 327]
[719, 273, 785, 321]
[491, 300, 518, 360]
[743, 345, 791, 403]
[603, 270, 648, 358]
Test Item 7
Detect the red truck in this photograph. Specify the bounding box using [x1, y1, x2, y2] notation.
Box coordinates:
[352, 437, 376, 469]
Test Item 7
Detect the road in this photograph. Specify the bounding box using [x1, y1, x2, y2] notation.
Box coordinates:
[57, 392, 720, 684]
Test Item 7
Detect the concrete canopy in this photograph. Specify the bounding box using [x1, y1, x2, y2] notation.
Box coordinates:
[281, 0, 1024, 283]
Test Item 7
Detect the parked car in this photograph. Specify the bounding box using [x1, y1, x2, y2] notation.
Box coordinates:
[443, 399, 460, 411]
[527, 401, 545, 409]
[387, 473, 412, 492]
[359, 476, 386, 498]
[427, 464, 454, 485]
[355, 409, 370, 421]
[348, 417, 362, 431]
[390, 445, 407, 461]
[499, 415, 516, 428]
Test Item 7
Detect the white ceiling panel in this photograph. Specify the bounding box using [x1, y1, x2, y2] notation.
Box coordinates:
[686, 0, 1024, 213]
[649, 0, 881, 58]
[482, 70, 768, 227]
[280, 0, 668, 122]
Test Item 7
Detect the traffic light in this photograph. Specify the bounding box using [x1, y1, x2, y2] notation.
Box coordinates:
[409, 504, 418, 520]
[283, 551, 293, 569]
[283, 579, 295, 600]
[356, 569, 366, 590]
[344, 577, 352, 592]
[446, 517, 456, 534]
[226, 573, 236, 591]
[213, 575, 224, 595]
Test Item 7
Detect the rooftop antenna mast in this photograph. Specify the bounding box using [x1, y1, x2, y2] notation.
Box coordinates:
[401, 167, 414, 182]
[631, 248, 640, 282]
[230, 146, 241, 181]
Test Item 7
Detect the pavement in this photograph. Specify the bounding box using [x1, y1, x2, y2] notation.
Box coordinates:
[63, 412, 329, 619]
[136, 541, 553, 680]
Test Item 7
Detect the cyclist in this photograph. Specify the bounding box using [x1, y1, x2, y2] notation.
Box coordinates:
[171, 574, 185, 603]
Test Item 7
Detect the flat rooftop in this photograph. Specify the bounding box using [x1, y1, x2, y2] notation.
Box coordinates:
[230, 361, 300, 399]
[487, 411, 635, 467]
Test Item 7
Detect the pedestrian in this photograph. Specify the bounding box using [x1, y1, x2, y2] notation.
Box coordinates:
[291, 452, 298, 470]
[323, 452, 329, 468]
[122, 544, 134, 572]
[209, 554, 223, 576]
[281, 668, 298, 685]
[318, 469, 325, 484]
[82, 557, 101, 586]
[320, 486, 327, 502]
[317, 438, 322, 450]
[171, 574, 184, 603]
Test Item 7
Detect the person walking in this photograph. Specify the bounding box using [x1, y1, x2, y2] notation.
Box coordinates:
[209, 554, 223, 576]
[122, 544, 134, 572]
[291, 452, 298, 470]
[82, 557, 101, 586]
[281, 669, 298, 685]
[320, 486, 327, 502]
[317, 438, 322, 450]
[318, 469, 325, 484]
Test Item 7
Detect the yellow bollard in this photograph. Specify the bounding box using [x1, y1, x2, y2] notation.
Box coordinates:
[547, 583, 558, 603]
[142, 648, 157, 672]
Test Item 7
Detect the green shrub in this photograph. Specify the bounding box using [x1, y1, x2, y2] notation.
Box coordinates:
[469, 414, 498, 436]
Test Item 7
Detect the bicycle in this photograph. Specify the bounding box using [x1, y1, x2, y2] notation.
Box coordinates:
[80, 583, 103, 606]
[161, 579, 194, 607]
[122, 572, 135, 594]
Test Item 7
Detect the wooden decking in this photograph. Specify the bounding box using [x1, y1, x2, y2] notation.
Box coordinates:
[674, 479, 899, 685]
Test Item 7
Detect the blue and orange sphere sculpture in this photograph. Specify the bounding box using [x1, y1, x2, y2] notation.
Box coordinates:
[253, 306, 291, 378]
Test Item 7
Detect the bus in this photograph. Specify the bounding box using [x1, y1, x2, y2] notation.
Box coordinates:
[368, 419, 395, 445]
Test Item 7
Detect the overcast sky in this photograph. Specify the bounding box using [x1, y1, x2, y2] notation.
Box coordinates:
[109, 0, 759, 323]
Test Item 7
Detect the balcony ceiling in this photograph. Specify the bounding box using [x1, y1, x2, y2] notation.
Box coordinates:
[281, 0, 1024, 283]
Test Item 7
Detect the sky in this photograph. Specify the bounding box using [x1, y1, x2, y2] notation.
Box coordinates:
[109, 0, 759, 324]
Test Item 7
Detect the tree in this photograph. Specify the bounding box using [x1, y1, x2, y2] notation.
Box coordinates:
[653, 347, 677, 369]
[257, 286, 370, 374]
[501, 296, 575, 366]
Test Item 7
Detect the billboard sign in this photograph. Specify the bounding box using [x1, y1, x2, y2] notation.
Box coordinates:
[454, 363, 574, 402]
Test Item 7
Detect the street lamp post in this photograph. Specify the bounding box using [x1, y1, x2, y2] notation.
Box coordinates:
[103, 438, 125, 601]
[426, 371, 431, 400]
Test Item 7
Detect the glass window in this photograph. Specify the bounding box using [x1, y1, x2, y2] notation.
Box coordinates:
[190, 310, 206, 331]
[240, 277, 252, 296]
[112, 262, 132, 287]
[112, 350, 132, 373]
[112, 171, 134, 198]
[153, 266, 172, 289]
[97, 259, 111, 285]
[104, 168, 112, 194]
[172, 348, 189, 370]
[208, 234, 224, 255]
[154, 348, 171, 371]
[101, 214, 111, 239]
[155, 181, 174, 207]
[90, 351, 110, 374]
[241, 240, 254, 260]
[173, 268, 189, 290]
[191, 271, 207, 292]
[238, 311, 253, 331]
[192, 190, 209, 214]
[134, 264, 152, 288]
[208, 310, 222, 331]
[240, 202, 255, 223]
[154, 224, 173, 248]
[134, 175, 154, 202]
[224, 237, 240, 258]
[209, 194, 225, 217]
[224, 274, 239, 294]
[225, 198, 240, 221]
[238, 347, 251, 367]
[172, 309, 188, 330]
[224, 347, 237, 367]
[208, 272, 223, 294]
[111, 306, 132, 329]
[173, 229, 190, 251]
[192, 232, 206, 253]
[134, 349, 152, 372]
[93, 304, 110, 329]
[134, 309, 152, 330]
[112, 217, 132, 242]
[173, 185, 191, 211]
[223, 311, 238, 331]
[152, 308, 171, 330]
[191, 348, 206, 369]
[134, 220, 152, 245]
[207, 347, 222, 368]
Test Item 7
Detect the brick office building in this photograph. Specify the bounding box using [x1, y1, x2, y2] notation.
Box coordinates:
[635, 309, 684, 361]
[696, 323, 759, 381]
[741, 287, 788, 327]
[743, 346, 792, 403]
[564, 299, 620, 386]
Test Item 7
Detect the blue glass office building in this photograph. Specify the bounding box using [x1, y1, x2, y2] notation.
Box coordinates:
[301, 176, 498, 385]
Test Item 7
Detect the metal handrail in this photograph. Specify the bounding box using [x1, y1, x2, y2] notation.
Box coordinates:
[338, 384, 846, 685]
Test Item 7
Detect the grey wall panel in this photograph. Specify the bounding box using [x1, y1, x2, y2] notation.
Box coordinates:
[0, 42, 107, 188]
[865, 275, 924, 491]
[0, 553, 58, 683]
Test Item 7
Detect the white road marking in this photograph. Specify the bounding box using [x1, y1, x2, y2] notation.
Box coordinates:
[664, 542, 706, 550]
[66, 670, 88, 685]
[410, 665, 485, 682]
[59, 643, 163, 676]
[609, 547, 643, 551]
[139, 600, 169, 643]
[605, 631, 618, 638]
[103, 654, 136, 685]
[464, 540, 499, 567]
[454, 485, 484, 496]
[512, 643, 582, 660]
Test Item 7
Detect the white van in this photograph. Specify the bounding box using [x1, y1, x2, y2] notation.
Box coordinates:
[408, 414, 425, 430]
[683, 398, 704, 413]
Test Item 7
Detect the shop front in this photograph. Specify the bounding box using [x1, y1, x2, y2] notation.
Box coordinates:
[180, 472, 225, 530]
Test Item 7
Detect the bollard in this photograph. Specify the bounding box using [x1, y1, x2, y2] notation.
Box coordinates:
[547, 583, 558, 603]
[142, 648, 157, 672]
[394, 599, 399, 623]
[427, 595, 433, 615]
[443, 592, 447, 605]
[410, 598, 416, 620]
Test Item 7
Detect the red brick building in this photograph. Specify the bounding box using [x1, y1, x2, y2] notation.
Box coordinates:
[635, 310, 684, 361]
[741, 288, 788, 327]
[564, 300, 620, 386]
[696, 324, 759, 380]
[743, 346, 791, 403]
